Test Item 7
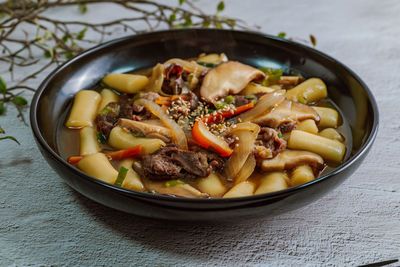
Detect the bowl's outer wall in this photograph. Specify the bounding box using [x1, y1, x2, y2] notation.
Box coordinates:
[31, 29, 378, 220]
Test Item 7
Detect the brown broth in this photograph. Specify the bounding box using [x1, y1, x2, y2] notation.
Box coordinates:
[57, 94, 352, 197]
[57, 61, 352, 197]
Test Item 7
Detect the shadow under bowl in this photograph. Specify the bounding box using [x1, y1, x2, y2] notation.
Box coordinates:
[30, 29, 378, 221]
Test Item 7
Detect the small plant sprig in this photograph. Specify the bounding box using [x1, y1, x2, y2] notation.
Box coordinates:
[277, 31, 317, 46]
[0, 0, 248, 143]
[0, 125, 20, 145]
[0, 0, 316, 144]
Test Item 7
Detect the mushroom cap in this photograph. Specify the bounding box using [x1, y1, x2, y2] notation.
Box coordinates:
[253, 99, 320, 128]
[260, 150, 324, 171]
[200, 61, 265, 102]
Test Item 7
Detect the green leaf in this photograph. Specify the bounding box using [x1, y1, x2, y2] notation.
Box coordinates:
[114, 166, 128, 187]
[62, 35, 69, 43]
[165, 179, 185, 187]
[217, 1, 225, 12]
[44, 50, 52, 58]
[184, 16, 192, 27]
[0, 101, 5, 115]
[78, 4, 87, 14]
[0, 12, 7, 20]
[226, 18, 236, 28]
[277, 132, 283, 138]
[202, 21, 211, 28]
[310, 34, 317, 46]
[0, 125, 4, 134]
[0, 77, 6, 94]
[214, 22, 223, 29]
[11, 96, 28, 106]
[44, 29, 52, 40]
[0, 136, 20, 145]
[277, 32, 286, 39]
[169, 13, 176, 22]
[76, 27, 87, 40]
[65, 52, 74, 60]
[179, 0, 185, 5]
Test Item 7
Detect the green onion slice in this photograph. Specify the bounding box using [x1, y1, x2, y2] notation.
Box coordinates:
[224, 95, 235, 104]
[97, 132, 106, 144]
[114, 166, 128, 187]
[165, 179, 185, 187]
[196, 62, 217, 68]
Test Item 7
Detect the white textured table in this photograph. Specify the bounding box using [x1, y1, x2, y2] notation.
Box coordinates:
[1, 0, 399, 266]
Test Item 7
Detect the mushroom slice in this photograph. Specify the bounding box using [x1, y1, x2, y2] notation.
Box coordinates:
[260, 150, 324, 172]
[118, 118, 172, 142]
[253, 99, 320, 128]
[141, 119, 166, 127]
[200, 61, 265, 102]
[144, 181, 209, 198]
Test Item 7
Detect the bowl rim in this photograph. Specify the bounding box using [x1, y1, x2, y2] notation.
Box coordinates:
[30, 28, 379, 204]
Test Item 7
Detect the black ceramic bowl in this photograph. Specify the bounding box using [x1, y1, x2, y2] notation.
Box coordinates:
[30, 29, 378, 221]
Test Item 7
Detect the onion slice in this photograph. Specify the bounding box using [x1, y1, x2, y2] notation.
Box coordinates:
[237, 92, 285, 122]
[134, 98, 188, 150]
[163, 58, 209, 73]
[234, 154, 256, 185]
[223, 122, 260, 179]
[146, 63, 165, 95]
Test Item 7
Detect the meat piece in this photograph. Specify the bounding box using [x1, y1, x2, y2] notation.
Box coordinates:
[95, 102, 120, 138]
[224, 135, 236, 147]
[117, 94, 152, 121]
[254, 127, 287, 159]
[162, 63, 185, 95]
[278, 121, 297, 133]
[120, 103, 151, 121]
[187, 91, 199, 110]
[139, 144, 218, 180]
[171, 150, 209, 177]
[139, 92, 160, 102]
[142, 154, 182, 178]
[95, 94, 155, 138]
[165, 63, 184, 80]
[97, 121, 114, 138]
[233, 95, 250, 107]
[189, 145, 226, 171]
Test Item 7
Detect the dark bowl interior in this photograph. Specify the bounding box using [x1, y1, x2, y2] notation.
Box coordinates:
[30, 29, 378, 221]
